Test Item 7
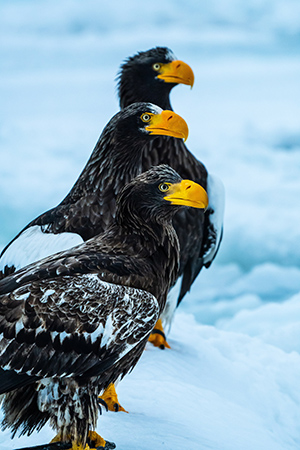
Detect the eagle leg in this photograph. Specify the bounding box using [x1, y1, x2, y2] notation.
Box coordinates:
[148, 318, 171, 350]
[98, 383, 128, 413]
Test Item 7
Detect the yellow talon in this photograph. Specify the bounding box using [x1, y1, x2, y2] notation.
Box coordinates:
[87, 430, 107, 448]
[148, 318, 171, 349]
[50, 430, 109, 449]
[99, 383, 128, 413]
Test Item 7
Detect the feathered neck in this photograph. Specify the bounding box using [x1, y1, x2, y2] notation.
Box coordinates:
[118, 74, 173, 111]
[105, 213, 180, 307]
[61, 133, 146, 205]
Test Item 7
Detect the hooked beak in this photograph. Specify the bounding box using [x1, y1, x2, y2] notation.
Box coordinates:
[157, 60, 194, 88]
[164, 179, 208, 209]
[145, 110, 189, 142]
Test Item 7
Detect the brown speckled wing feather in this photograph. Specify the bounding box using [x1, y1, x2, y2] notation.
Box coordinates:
[0, 273, 158, 390]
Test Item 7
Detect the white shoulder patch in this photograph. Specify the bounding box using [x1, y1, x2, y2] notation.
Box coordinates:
[203, 173, 225, 266]
[0, 225, 84, 272]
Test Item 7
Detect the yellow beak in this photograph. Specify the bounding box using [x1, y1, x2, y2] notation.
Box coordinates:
[157, 60, 194, 87]
[164, 179, 208, 209]
[145, 110, 189, 142]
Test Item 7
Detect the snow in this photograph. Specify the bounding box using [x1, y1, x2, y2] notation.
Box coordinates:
[1, 1, 300, 449]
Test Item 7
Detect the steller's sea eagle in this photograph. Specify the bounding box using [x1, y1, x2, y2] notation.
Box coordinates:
[0, 165, 208, 450]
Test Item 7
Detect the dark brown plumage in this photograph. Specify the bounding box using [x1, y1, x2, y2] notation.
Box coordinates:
[0, 165, 208, 448]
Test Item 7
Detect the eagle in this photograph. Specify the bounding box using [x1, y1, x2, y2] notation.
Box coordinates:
[0, 102, 189, 412]
[0, 102, 188, 269]
[0, 165, 208, 450]
[117, 46, 225, 347]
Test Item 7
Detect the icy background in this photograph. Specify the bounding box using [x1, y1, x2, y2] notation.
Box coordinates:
[1, 0, 300, 449]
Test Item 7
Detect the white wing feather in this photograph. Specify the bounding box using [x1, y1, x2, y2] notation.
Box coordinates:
[0, 225, 84, 272]
[203, 173, 225, 266]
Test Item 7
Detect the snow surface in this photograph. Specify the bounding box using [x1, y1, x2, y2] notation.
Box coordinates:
[1, 0, 300, 449]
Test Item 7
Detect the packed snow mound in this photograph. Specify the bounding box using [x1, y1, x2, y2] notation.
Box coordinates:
[4, 313, 300, 450]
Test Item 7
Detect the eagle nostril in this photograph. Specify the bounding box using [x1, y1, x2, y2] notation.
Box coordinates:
[167, 115, 173, 121]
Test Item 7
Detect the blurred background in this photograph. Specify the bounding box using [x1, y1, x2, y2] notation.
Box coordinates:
[1, 0, 300, 333]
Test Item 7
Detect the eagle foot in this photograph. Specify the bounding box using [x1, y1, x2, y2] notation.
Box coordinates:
[87, 431, 116, 449]
[98, 383, 128, 413]
[49, 431, 115, 450]
[148, 319, 171, 350]
[97, 396, 109, 413]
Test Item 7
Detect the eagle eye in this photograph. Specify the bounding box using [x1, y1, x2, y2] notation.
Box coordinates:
[141, 113, 152, 122]
[152, 63, 161, 71]
[159, 183, 171, 192]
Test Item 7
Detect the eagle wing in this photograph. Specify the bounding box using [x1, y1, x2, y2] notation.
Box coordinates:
[0, 274, 159, 394]
[0, 191, 109, 275]
[0, 225, 84, 275]
[0, 236, 151, 296]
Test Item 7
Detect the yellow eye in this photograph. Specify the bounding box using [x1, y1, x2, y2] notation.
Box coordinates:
[159, 183, 171, 192]
[152, 63, 161, 71]
[141, 113, 152, 122]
